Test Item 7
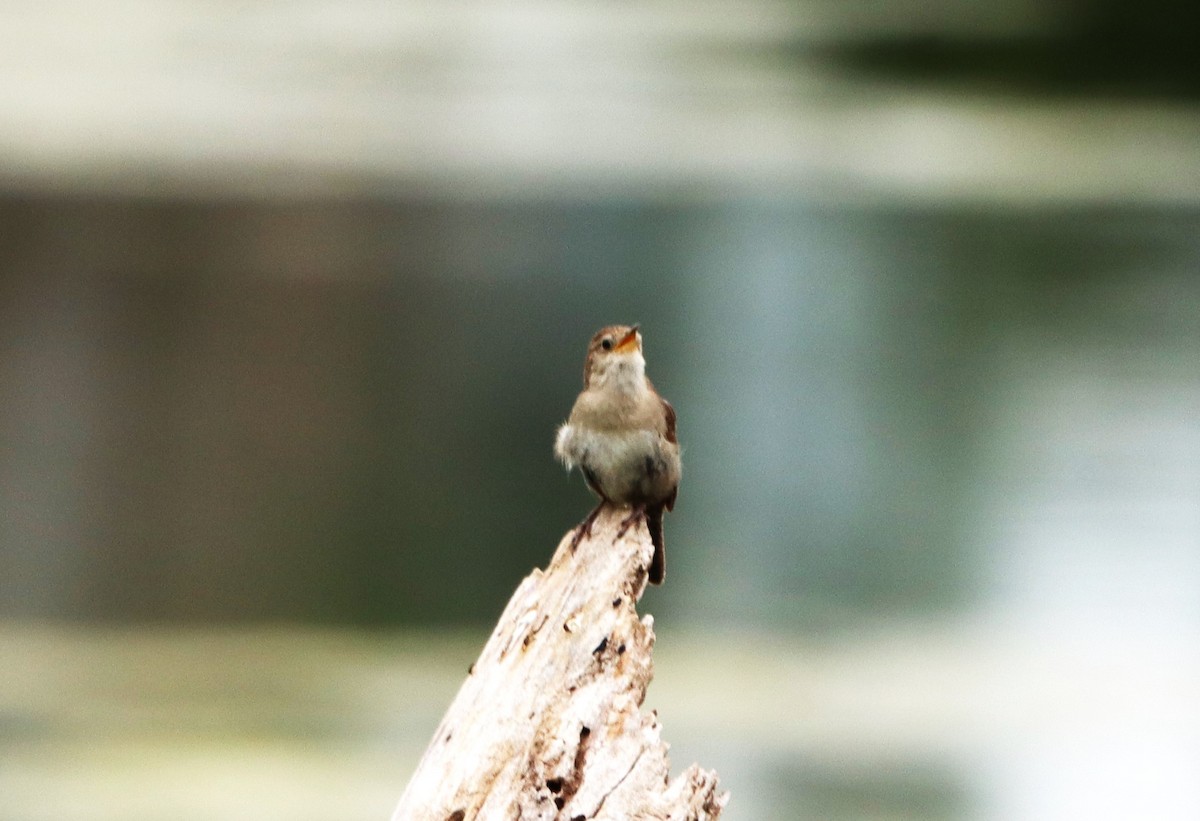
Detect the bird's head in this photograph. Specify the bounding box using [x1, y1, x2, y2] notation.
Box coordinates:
[582, 324, 644, 389]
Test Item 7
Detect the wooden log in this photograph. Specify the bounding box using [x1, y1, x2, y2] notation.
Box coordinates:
[392, 506, 727, 820]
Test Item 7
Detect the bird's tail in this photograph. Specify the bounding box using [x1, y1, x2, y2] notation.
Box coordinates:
[646, 504, 666, 585]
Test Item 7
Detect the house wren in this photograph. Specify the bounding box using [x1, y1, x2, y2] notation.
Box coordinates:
[554, 325, 680, 585]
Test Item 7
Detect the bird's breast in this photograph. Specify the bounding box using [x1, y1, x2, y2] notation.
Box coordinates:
[562, 425, 680, 505]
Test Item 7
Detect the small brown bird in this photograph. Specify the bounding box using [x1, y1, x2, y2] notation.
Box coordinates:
[554, 324, 680, 585]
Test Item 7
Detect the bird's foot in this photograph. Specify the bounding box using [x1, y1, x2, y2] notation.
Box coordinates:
[615, 505, 647, 540]
[570, 503, 605, 551]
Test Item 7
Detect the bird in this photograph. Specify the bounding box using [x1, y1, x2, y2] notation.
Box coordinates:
[554, 324, 680, 585]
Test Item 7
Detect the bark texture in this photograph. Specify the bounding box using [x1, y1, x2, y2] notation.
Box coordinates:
[392, 506, 726, 821]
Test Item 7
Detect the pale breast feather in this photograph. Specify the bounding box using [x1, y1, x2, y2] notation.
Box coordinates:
[554, 423, 580, 469]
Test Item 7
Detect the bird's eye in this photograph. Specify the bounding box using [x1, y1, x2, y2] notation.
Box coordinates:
[600, 338, 613, 351]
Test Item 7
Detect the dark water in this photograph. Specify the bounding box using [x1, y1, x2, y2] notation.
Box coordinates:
[2, 197, 1197, 631]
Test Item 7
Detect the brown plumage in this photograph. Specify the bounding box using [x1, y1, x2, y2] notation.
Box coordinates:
[555, 325, 680, 584]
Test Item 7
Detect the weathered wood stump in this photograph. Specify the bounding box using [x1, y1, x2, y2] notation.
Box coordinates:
[392, 506, 726, 820]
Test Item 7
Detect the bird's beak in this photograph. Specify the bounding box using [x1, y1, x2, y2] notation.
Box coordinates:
[613, 326, 640, 354]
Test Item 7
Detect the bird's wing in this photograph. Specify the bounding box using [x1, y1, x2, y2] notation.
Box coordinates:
[660, 397, 677, 445]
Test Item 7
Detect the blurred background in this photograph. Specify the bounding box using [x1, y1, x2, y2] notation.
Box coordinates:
[2, 1, 1199, 819]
